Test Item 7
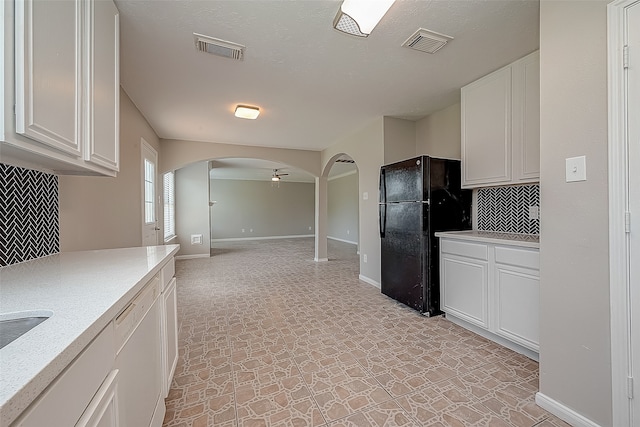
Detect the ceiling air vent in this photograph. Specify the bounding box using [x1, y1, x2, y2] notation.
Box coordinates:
[402, 28, 453, 54]
[194, 33, 244, 60]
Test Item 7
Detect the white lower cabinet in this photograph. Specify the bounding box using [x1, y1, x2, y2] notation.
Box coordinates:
[14, 324, 116, 427]
[75, 370, 119, 427]
[440, 238, 539, 356]
[162, 277, 179, 397]
[12, 256, 178, 427]
[494, 264, 540, 350]
[441, 244, 489, 328]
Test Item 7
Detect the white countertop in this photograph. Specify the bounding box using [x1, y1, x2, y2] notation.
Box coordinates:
[434, 230, 540, 249]
[0, 244, 180, 426]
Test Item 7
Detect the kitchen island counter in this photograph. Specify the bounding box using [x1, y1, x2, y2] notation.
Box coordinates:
[0, 244, 180, 426]
[434, 230, 539, 249]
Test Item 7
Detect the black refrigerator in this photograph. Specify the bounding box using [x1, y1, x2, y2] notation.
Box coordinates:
[379, 156, 472, 316]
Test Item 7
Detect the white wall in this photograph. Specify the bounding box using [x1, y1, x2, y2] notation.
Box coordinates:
[322, 118, 384, 284]
[538, 1, 612, 425]
[328, 171, 359, 244]
[59, 88, 161, 251]
[210, 179, 314, 240]
[175, 161, 210, 258]
[383, 116, 416, 164]
[416, 103, 462, 160]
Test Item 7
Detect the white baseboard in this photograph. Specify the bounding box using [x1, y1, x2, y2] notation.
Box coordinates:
[535, 393, 602, 427]
[444, 314, 539, 362]
[359, 274, 380, 289]
[314, 257, 328, 262]
[175, 253, 210, 260]
[211, 234, 314, 243]
[327, 236, 358, 245]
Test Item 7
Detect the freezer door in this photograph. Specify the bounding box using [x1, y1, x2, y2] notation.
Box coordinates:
[380, 201, 427, 311]
[381, 157, 426, 203]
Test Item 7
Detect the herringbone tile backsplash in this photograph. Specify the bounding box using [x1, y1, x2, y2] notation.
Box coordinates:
[0, 163, 59, 267]
[477, 184, 540, 235]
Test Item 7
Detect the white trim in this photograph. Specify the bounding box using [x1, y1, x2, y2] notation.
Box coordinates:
[314, 257, 329, 262]
[328, 169, 357, 181]
[358, 274, 380, 289]
[608, 1, 637, 425]
[210, 234, 314, 243]
[175, 254, 209, 260]
[327, 236, 358, 245]
[535, 393, 602, 427]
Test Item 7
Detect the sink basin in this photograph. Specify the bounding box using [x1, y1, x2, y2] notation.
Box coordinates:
[0, 311, 52, 349]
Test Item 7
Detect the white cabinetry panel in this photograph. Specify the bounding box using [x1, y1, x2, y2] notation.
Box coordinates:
[3, 0, 119, 176]
[439, 237, 540, 356]
[85, 0, 119, 171]
[494, 266, 540, 350]
[15, 0, 81, 155]
[441, 256, 488, 328]
[461, 67, 511, 187]
[14, 324, 115, 427]
[512, 52, 540, 182]
[162, 277, 178, 397]
[75, 370, 119, 427]
[461, 51, 540, 188]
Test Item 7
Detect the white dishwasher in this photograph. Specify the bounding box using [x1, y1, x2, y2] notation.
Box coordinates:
[115, 275, 164, 427]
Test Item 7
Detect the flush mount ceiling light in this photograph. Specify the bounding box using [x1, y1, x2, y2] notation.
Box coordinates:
[333, 0, 396, 37]
[234, 105, 260, 120]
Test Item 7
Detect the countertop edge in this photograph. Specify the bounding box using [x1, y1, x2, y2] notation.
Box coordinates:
[0, 244, 180, 426]
[434, 231, 540, 249]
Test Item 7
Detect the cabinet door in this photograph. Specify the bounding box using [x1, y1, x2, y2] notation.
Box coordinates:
[15, 0, 82, 156]
[461, 67, 512, 188]
[162, 278, 179, 397]
[85, 0, 119, 171]
[512, 51, 540, 182]
[494, 265, 539, 351]
[441, 254, 489, 328]
[75, 370, 119, 427]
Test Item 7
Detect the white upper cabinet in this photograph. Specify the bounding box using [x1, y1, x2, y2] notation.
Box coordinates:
[15, 0, 82, 157]
[461, 51, 540, 188]
[85, 0, 119, 171]
[2, 0, 119, 176]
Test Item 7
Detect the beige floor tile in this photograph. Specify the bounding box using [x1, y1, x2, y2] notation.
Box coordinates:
[163, 238, 557, 427]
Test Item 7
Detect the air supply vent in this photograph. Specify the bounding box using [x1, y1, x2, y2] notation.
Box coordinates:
[402, 28, 453, 54]
[194, 33, 244, 60]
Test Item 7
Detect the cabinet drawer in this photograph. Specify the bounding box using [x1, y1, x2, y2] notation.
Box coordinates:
[441, 239, 488, 260]
[15, 324, 115, 427]
[160, 258, 175, 290]
[495, 246, 539, 270]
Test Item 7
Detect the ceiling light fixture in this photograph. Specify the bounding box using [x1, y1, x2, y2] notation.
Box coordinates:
[271, 176, 280, 182]
[234, 105, 260, 119]
[333, 0, 395, 37]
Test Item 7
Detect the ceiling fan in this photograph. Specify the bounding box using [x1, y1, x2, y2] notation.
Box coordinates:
[271, 169, 288, 182]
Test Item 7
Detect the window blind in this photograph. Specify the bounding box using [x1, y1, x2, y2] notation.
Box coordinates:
[163, 172, 175, 241]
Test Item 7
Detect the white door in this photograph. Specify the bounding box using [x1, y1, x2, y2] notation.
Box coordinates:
[142, 139, 159, 246]
[628, 2, 640, 422]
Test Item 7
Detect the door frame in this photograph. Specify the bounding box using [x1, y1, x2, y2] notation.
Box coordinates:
[608, 1, 639, 425]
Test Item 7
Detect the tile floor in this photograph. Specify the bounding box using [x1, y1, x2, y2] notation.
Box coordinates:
[163, 238, 570, 427]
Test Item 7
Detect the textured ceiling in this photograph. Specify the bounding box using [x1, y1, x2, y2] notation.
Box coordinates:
[116, 0, 539, 151]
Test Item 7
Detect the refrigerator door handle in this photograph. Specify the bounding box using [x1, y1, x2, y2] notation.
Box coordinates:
[379, 203, 386, 238]
[380, 168, 386, 204]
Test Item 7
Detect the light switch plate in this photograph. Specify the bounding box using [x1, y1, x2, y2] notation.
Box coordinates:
[363, 192, 369, 200]
[191, 234, 203, 245]
[528, 206, 539, 220]
[566, 156, 587, 182]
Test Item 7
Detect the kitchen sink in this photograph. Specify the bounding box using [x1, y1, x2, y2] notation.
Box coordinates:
[0, 311, 52, 349]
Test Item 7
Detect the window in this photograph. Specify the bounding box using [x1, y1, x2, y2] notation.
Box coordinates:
[163, 172, 176, 241]
[144, 159, 155, 224]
